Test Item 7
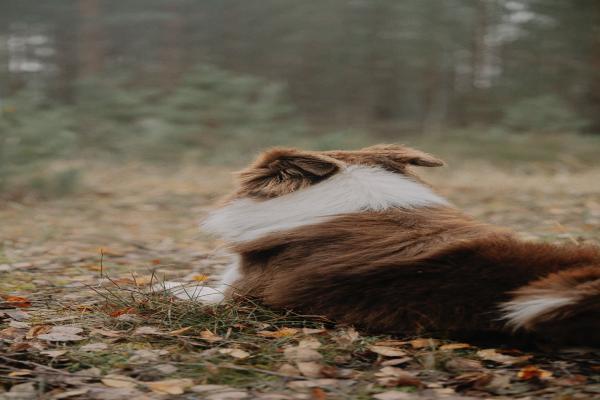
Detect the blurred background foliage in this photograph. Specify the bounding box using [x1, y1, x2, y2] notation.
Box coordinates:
[0, 0, 599, 198]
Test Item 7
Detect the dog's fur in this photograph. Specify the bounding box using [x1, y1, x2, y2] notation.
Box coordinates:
[167, 144, 600, 345]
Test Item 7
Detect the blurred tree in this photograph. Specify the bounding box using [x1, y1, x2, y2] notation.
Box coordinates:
[0, 0, 597, 133]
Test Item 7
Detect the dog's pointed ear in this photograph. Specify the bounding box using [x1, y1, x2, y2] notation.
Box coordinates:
[362, 144, 444, 168]
[236, 148, 342, 198]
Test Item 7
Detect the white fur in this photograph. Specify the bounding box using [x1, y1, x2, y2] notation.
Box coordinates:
[203, 165, 450, 243]
[500, 295, 575, 329]
[159, 255, 241, 304]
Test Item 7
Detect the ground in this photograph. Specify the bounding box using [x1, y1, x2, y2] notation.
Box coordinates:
[1, 148, 599, 399]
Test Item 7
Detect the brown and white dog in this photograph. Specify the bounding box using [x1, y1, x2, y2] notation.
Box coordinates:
[165, 145, 600, 345]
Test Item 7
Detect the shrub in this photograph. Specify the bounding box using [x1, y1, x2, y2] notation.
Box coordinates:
[502, 95, 589, 133]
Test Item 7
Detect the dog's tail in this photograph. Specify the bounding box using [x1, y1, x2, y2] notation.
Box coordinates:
[500, 266, 600, 344]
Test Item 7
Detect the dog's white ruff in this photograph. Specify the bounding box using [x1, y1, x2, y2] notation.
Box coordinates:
[203, 165, 450, 243]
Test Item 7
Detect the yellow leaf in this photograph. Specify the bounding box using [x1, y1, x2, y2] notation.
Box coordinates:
[192, 275, 209, 282]
[257, 327, 299, 338]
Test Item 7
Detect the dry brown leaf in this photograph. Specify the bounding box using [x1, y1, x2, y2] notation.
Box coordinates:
[439, 343, 471, 351]
[381, 357, 412, 367]
[302, 328, 327, 335]
[374, 340, 409, 347]
[90, 328, 123, 338]
[296, 361, 323, 378]
[168, 326, 192, 336]
[517, 365, 553, 380]
[52, 388, 89, 399]
[219, 348, 250, 359]
[26, 325, 52, 339]
[409, 338, 439, 349]
[311, 387, 327, 400]
[40, 350, 68, 358]
[278, 363, 301, 376]
[146, 378, 194, 395]
[375, 367, 422, 388]
[200, 329, 223, 342]
[2, 295, 32, 308]
[101, 374, 138, 389]
[257, 327, 299, 338]
[38, 326, 85, 342]
[284, 346, 323, 362]
[444, 357, 484, 372]
[298, 338, 321, 349]
[132, 326, 161, 335]
[477, 349, 531, 365]
[80, 342, 108, 352]
[368, 345, 407, 357]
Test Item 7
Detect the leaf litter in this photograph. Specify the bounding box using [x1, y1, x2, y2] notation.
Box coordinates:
[0, 162, 599, 399]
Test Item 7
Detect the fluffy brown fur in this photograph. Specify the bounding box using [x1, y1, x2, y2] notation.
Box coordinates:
[209, 145, 600, 346]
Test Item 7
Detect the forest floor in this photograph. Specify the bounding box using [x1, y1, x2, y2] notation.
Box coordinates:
[1, 154, 599, 399]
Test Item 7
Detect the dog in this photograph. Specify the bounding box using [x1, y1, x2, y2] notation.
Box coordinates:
[164, 144, 600, 345]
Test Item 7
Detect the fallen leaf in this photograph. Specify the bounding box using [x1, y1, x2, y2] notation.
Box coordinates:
[296, 361, 323, 378]
[477, 349, 531, 365]
[109, 307, 135, 318]
[52, 388, 89, 399]
[80, 342, 108, 352]
[192, 274, 209, 282]
[90, 329, 123, 338]
[38, 326, 85, 342]
[169, 326, 192, 336]
[445, 357, 484, 372]
[409, 338, 439, 349]
[298, 337, 321, 349]
[375, 367, 422, 388]
[368, 345, 407, 357]
[2, 295, 32, 308]
[311, 387, 327, 400]
[8, 370, 32, 377]
[40, 350, 68, 358]
[146, 378, 194, 395]
[381, 357, 412, 367]
[517, 365, 553, 380]
[257, 327, 299, 338]
[219, 348, 250, 359]
[101, 374, 138, 389]
[200, 329, 223, 342]
[302, 328, 327, 335]
[26, 325, 52, 339]
[440, 343, 471, 351]
[284, 346, 322, 362]
[133, 326, 161, 335]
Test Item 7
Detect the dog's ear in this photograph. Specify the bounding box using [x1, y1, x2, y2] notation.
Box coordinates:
[236, 148, 342, 198]
[362, 144, 444, 168]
